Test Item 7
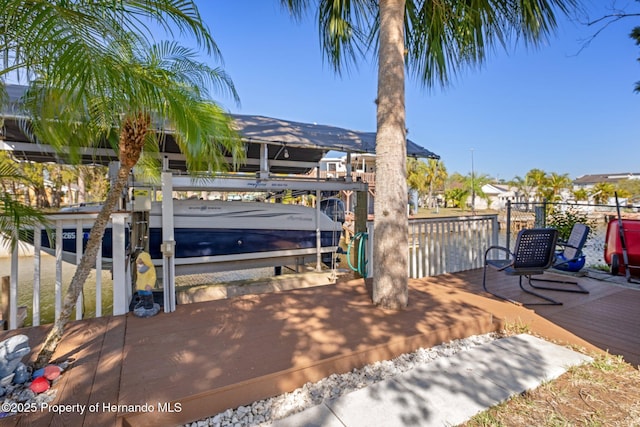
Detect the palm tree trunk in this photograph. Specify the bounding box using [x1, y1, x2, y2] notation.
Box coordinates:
[34, 112, 149, 368]
[372, 0, 408, 310]
[34, 164, 132, 368]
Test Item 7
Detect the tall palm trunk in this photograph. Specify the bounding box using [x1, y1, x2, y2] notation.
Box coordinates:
[372, 0, 408, 310]
[35, 113, 150, 368]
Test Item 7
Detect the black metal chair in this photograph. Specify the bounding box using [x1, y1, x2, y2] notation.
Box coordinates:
[482, 228, 562, 305]
[529, 223, 590, 294]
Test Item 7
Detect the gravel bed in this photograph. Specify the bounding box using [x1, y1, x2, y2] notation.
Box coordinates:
[184, 332, 500, 427]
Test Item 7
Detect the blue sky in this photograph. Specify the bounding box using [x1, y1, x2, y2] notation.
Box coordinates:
[182, 1, 639, 181]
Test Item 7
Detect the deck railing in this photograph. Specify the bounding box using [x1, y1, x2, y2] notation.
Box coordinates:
[317, 171, 376, 184]
[5, 212, 498, 329]
[4, 212, 130, 330]
[365, 214, 499, 278]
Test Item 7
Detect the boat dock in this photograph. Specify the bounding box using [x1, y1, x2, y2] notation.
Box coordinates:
[1, 268, 638, 426]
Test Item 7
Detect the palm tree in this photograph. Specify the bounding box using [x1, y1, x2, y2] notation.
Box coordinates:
[0, 153, 48, 251]
[1, 1, 244, 367]
[547, 172, 572, 202]
[572, 187, 589, 202]
[526, 168, 549, 202]
[509, 175, 531, 204]
[425, 159, 447, 209]
[590, 182, 615, 205]
[445, 187, 468, 209]
[464, 172, 492, 210]
[281, 0, 581, 309]
[407, 157, 429, 204]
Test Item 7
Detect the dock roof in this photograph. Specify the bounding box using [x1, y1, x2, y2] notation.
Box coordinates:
[1, 84, 438, 173]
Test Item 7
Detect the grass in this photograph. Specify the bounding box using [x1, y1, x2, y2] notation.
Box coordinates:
[462, 346, 640, 427]
[501, 318, 532, 335]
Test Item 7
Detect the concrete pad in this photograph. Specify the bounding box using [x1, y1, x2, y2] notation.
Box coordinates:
[392, 361, 513, 426]
[326, 378, 430, 427]
[493, 334, 593, 372]
[270, 404, 343, 427]
[413, 336, 582, 395]
[271, 335, 594, 427]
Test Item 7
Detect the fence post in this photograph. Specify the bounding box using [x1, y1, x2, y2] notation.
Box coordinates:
[534, 201, 546, 228]
[1, 276, 8, 330]
[33, 225, 41, 326]
[112, 213, 128, 315]
[491, 215, 499, 249]
[506, 200, 512, 254]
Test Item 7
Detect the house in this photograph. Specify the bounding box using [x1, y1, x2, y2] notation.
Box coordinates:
[470, 184, 523, 210]
[573, 173, 640, 191]
[318, 153, 376, 179]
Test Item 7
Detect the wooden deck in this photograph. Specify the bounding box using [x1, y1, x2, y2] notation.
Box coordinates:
[1, 268, 639, 427]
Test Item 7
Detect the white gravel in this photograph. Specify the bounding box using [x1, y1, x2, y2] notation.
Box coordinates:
[184, 332, 500, 427]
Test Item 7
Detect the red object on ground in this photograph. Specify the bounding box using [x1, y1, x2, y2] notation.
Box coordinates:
[44, 365, 61, 380]
[30, 376, 50, 393]
[604, 218, 640, 278]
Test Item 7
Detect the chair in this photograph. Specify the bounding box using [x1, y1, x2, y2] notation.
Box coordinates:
[552, 223, 590, 272]
[482, 228, 562, 305]
[528, 223, 590, 294]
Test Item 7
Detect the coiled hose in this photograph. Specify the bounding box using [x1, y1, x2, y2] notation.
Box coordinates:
[346, 231, 368, 277]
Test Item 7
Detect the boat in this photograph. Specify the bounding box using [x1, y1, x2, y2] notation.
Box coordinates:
[37, 198, 346, 271]
[604, 218, 640, 279]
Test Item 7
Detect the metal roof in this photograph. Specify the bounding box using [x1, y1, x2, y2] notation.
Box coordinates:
[231, 113, 438, 158]
[1, 84, 439, 173]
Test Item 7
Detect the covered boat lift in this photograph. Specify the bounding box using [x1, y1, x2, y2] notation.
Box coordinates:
[1, 83, 439, 318]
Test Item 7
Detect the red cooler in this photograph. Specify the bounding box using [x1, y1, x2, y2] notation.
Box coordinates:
[604, 218, 640, 278]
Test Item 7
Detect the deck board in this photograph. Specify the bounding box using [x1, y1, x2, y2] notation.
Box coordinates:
[1, 268, 638, 427]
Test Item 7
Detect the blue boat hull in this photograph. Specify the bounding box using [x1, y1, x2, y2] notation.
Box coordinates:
[148, 228, 339, 259]
[39, 227, 340, 262]
[40, 228, 128, 261]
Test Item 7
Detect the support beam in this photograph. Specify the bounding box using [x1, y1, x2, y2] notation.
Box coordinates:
[111, 214, 128, 315]
[161, 171, 176, 312]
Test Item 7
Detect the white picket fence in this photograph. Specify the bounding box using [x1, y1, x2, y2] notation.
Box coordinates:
[3, 212, 130, 330]
[4, 213, 498, 330]
[364, 214, 499, 278]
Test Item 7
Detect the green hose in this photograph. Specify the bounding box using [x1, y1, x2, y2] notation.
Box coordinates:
[346, 232, 368, 276]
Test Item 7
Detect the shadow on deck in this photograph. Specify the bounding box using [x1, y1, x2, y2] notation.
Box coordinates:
[1, 268, 638, 426]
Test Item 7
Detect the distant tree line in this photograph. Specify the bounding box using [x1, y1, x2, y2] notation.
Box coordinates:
[0, 151, 108, 209]
[406, 159, 640, 210]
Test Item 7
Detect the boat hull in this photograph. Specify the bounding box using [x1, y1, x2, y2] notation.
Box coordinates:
[38, 200, 344, 270]
[148, 228, 339, 259]
[39, 227, 128, 265]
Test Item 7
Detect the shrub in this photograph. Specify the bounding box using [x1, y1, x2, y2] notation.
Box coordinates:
[546, 207, 596, 242]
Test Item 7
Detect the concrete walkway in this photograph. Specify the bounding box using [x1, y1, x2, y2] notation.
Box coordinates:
[270, 334, 592, 427]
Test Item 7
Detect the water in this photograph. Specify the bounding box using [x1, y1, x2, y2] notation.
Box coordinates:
[1, 224, 610, 327]
[0, 254, 114, 327]
[581, 223, 608, 268]
[501, 224, 608, 268]
[0, 253, 279, 327]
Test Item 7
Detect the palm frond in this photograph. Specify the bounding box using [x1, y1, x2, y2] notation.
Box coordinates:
[0, 193, 49, 251]
[403, 0, 580, 88]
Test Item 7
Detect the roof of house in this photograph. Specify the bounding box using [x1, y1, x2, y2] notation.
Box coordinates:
[573, 173, 640, 185]
[481, 183, 514, 195]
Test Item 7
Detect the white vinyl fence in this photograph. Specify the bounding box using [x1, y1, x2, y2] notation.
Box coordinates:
[3, 212, 130, 330]
[365, 215, 499, 278]
[5, 213, 498, 330]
